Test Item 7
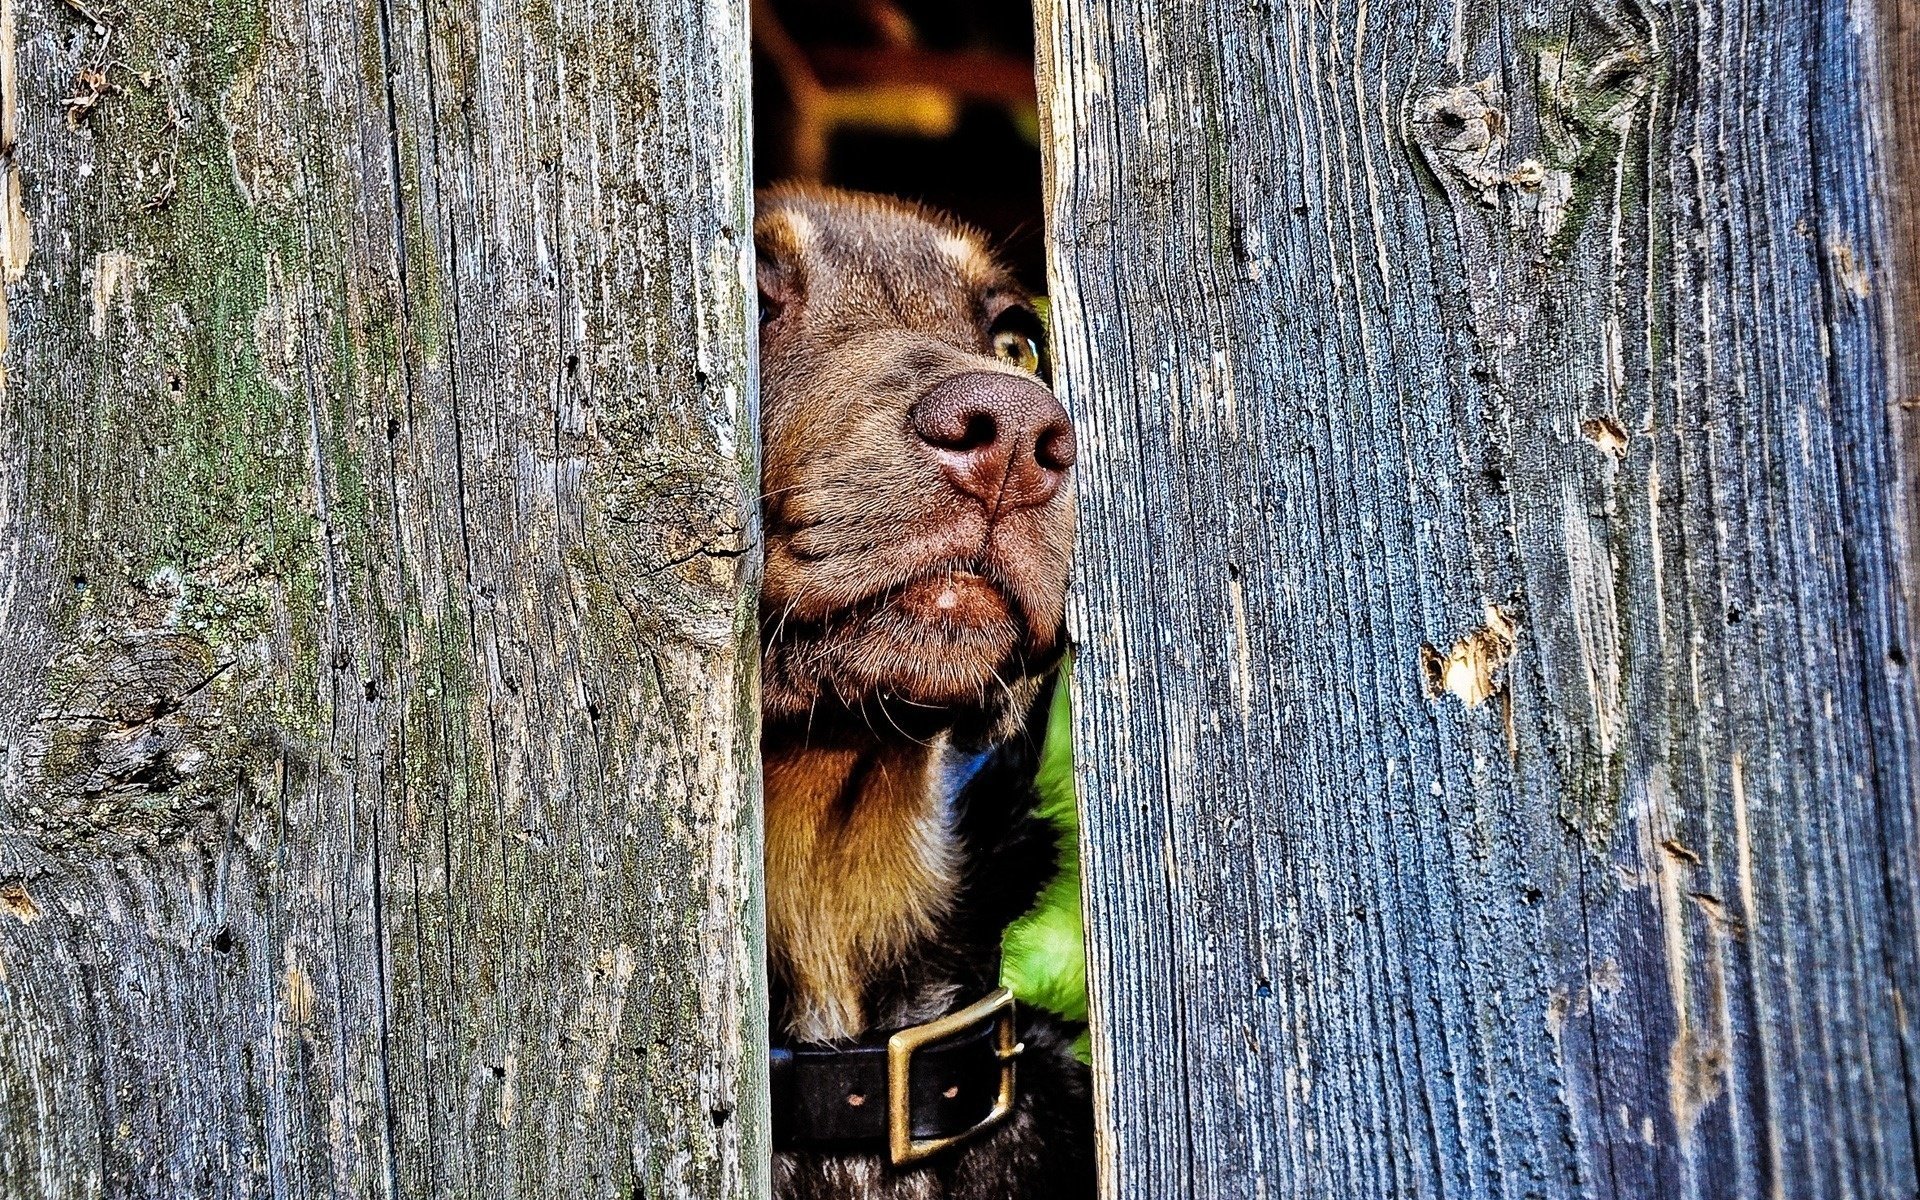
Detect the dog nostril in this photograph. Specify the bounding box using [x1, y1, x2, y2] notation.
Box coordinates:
[912, 398, 1000, 452]
[1035, 422, 1077, 471]
[960, 412, 997, 451]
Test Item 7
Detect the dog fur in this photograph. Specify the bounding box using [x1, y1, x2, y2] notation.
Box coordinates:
[756, 184, 1094, 1200]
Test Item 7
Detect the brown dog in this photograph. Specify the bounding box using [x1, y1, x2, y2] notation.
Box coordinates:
[757, 184, 1093, 1199]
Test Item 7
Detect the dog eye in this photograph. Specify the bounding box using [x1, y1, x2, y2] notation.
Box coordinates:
[992, 330, 1041, 373]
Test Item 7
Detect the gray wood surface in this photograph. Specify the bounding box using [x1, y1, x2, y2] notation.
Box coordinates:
[1036, 0, 1920, 1194]
[0, 0, 765, 1195]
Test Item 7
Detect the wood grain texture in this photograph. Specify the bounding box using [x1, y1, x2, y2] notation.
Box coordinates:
[1036, 0, 1920, 1194]
[0, 0, 765, 1195]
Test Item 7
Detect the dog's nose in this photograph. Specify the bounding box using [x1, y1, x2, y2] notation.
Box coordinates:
[909, 372, 1076, 510]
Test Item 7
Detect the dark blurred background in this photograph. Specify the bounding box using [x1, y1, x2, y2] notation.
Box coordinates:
[752, 0, 1047, 288]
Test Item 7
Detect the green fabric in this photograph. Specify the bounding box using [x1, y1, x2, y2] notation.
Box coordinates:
[998, 667, 1092, 1062]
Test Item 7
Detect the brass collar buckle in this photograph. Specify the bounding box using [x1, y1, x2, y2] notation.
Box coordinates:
[885, 986, 1024, 1166]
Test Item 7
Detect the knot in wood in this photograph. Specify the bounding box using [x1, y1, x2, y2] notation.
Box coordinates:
[1414, 81, 1505, 154]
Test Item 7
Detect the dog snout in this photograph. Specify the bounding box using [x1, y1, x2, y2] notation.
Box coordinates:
[909, 372, 1076, 510]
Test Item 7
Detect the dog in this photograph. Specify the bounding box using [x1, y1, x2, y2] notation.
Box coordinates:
[756, 183, 1094, 1199]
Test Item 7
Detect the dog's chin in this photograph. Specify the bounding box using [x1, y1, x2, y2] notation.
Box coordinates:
[858, 615, 1024, 708]
[763, 573, 1058, 724]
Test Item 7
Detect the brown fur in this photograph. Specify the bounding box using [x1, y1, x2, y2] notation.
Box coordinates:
[757, 183, 1076, 1031]
[757, 185, 1075, 722]
[763, 736, 956, 1041]
[757, 185, 1089, 1198]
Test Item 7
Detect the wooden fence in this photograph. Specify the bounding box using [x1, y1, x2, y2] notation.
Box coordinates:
[1041, 0, 1920, 1195]
[0, 0, 762, 1194]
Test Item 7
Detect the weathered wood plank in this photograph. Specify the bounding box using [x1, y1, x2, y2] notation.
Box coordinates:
[0, 0, 764, 1195]
[1037, 0, 1920, 1194]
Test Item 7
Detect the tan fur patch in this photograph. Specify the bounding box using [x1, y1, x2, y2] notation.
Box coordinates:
[778, 209, 815, 252]
[754, 207, 814, 274]
[934, 232, 977, 267]
[764, 738, 958, 1042]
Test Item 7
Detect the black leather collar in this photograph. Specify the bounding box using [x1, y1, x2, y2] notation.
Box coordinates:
[770, 990, 1020, 1163]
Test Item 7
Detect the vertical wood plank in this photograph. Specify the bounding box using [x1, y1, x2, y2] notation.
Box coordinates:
[1036, 0, 1920, 1194]
[0, 0, 764, 1195]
